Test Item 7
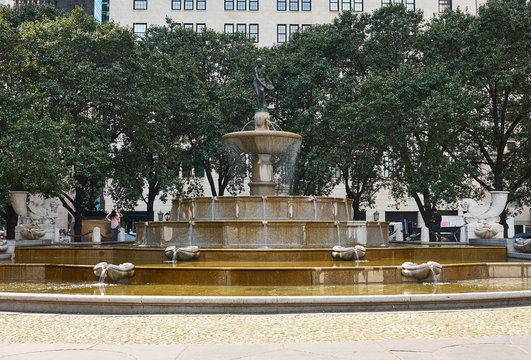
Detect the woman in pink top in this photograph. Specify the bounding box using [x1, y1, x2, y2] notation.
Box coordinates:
[106, 210, 123, 241]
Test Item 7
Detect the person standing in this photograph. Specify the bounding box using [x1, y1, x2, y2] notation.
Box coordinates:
[106, 210, 123, 242]
[430, 208, 442, 242]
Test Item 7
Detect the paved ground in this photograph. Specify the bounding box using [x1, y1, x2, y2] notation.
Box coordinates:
[1, 307, 530, 359]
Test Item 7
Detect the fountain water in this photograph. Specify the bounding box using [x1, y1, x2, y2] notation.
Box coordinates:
[98, 267, 108, 284]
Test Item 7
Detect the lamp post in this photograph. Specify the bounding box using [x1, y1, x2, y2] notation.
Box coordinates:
[158, 210, 164, 221]
[373, 210, 380, 222]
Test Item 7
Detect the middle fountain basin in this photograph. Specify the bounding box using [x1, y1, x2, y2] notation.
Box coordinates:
[136, 220, 388, 248]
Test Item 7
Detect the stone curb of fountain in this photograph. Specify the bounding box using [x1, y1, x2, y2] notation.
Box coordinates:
[0, 291, 530, 314]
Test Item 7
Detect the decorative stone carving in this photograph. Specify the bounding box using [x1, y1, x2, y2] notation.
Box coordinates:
[165, 246, 200, 261]
[93, 262, 135, 282]
[0, 240, 8, 253]
[19, 226, 46, 240]
[401, 261, 442, 281]
[332, 245, 366, 260]
[461, 191, 509, 239]
[10, 192, 61, 226]
[514, 238, 531, 253]
[9, 191, 62, 242]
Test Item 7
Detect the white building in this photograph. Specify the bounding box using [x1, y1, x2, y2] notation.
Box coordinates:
[110, 0, 487, 46]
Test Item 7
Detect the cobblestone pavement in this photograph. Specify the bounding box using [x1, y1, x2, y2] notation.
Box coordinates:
[1, 307, 530, 344]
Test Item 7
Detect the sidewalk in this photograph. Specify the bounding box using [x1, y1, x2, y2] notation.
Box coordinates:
[1, 307, 530, 359]
[1, 337, 531, 360]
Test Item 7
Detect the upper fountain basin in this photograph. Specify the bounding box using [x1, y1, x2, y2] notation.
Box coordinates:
[222, 131, 302, 155]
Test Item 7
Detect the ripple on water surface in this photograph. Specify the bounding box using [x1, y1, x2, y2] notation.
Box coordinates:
[0, 278, 529, 296]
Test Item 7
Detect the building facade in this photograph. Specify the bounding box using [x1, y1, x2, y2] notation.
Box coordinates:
[110, 0, 486, 46]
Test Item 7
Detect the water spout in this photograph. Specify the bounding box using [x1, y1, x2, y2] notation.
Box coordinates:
[211, 197, 216, 220]
[310, 196, 317, 220]
[344, 200, 350, 221]
[336, 221, 341, 246]
[188, 222, 194, 247]
[263, 221, 268, 248]
[288, 199, 293, 219]
[99, 267, 108, 283]
[429, 262, 439, 284]
[138, 222, 149, 247]
[262, 196, 267, 220]
[177, 199, 182, 221]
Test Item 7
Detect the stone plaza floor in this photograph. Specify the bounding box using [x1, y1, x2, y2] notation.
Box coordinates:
[0, 306, 530, 359]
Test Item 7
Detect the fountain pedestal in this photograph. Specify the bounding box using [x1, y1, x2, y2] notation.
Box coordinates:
[250, 154, 275, 195]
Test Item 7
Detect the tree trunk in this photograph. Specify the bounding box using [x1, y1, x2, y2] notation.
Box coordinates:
[5, 206, 18, 240]
[352, 197, 362, 221]
[73, 187, 83, 242]
[146, 192, 156, 222]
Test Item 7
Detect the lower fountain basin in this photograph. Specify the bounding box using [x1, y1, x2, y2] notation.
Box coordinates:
[1, 246, 530, 313]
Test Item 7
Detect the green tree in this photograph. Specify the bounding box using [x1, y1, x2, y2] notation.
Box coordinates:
[0, 6, 68, 238]
[18, 8, 136, 237]
[360, 64, 478, 234]
[147, 23, 258, 196]
[421, 0, 531, 231]
[109, 30, 194, 221]
[267, 6, 423, 219]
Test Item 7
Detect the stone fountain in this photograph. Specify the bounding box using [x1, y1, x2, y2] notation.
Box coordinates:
[136, 59, 388, 248]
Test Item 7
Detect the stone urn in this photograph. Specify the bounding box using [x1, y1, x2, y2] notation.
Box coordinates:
[9, 191, 29, 218]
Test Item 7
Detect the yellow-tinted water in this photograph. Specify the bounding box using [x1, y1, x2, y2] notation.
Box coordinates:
[0, 278, 529, 296]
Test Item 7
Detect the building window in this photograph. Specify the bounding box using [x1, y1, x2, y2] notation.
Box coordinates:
[196, 23, 206, 32]
[394, 0, 403, 3]
[301, 0, 310, 10]
[196, 0, 206, 9]
[249, 0, 258, 10]
[342, 0, 350, 10]
[353, 0, 362, 11]
[277, 0, 286, 10]
[329, 0, 338, 11]
[237, 0, 246, 9]
[301, 24, 311, 31]
[289, 24, 299, 38]
[289, 0, 298, 10]
[381, 0, 391, 6]
[225, 0, 234, 10]
[224, 23, 234, 33]
[171, 0, 181, 9]
[405, 0, 414, 10]
[384, 156, 392, 178]
[184, 23, 193, 29]
[133, 23, 147, 37]
[133, 0, 147, 9]
[439, 0, 451, 12]
[237, 23, 246, 33]
[249, 24, 259, 42]
[277, 24, 287, 43]
[184, 0, 193, 9]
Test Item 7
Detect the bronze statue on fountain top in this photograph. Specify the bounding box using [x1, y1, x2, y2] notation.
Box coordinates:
[222, 58, 301, 195]
[253, 58, 274, 112]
